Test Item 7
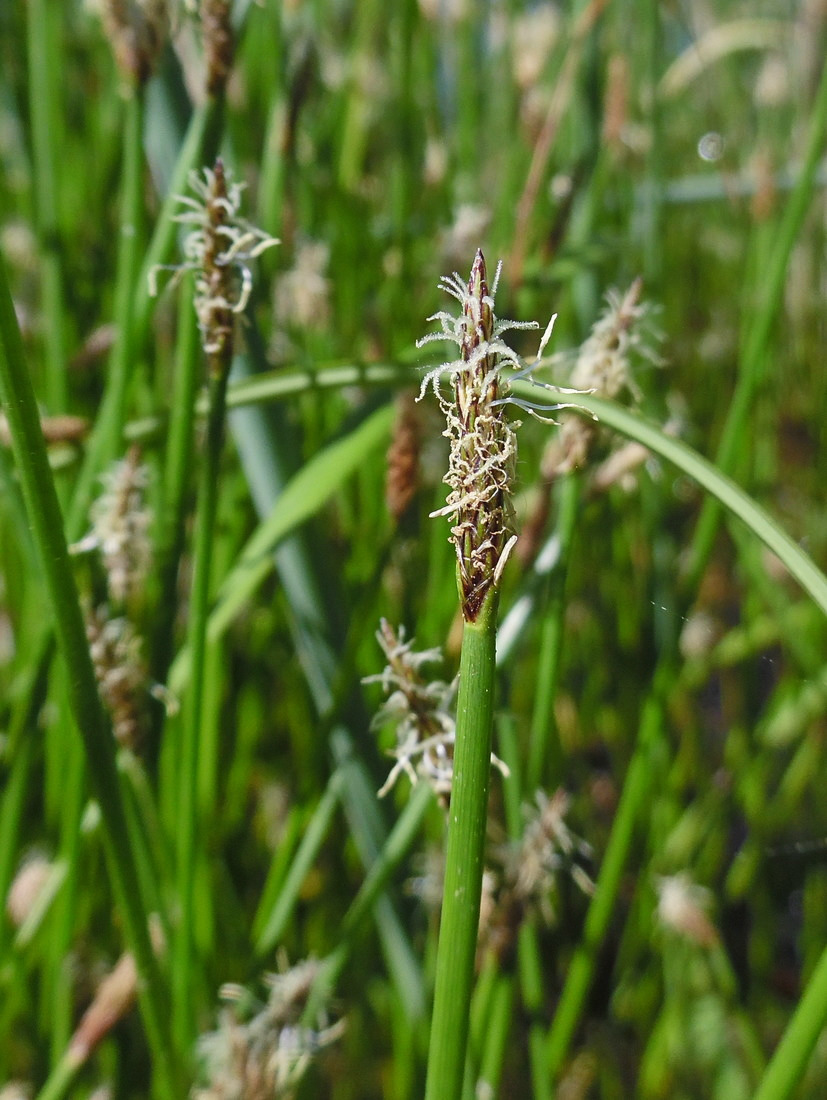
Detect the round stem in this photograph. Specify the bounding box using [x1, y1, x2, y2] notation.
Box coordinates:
[424, 590, 499, 1100]
[172, 361, 230, 1048]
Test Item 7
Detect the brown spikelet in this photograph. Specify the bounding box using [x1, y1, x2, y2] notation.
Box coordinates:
[86, 606, 147, 750]
[418, 251, 580, 605]
[602, 54, 629, 151]
[202, 0, 234, 97]
[750, 150, 777, 222]
[200, 159, 236, 369]
[385, 392, 422, 522]
[70, 324, 117, 371]
[68, 953, 139, 1066]
[0, 413, 88, 448]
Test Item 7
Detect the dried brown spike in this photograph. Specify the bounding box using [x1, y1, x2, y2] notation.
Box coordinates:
[69, 953, 139, 1065]
[385, 391, 422, 522]
[202, 0, 234, 97]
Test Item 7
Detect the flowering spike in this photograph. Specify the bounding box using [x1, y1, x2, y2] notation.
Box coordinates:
[364, 620, 508, 800]
[418, 254, 598, 606]
[195, 960, 345, 1097]
[70, 445, 152, 605]
[417, 251, 530, 620]
[202, 0, 234, 96]
[149, 159, 279, 371]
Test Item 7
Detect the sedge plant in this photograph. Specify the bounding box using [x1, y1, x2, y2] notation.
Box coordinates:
[419, 250, 580, 1100]
[150, 158, 277, 1047]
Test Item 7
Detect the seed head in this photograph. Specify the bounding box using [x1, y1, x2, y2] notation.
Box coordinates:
[656, 872, 719, 947]
[417, 250, 579, 619]
[71, 446, 152, 606]
[150, 160, 278, 370]
[417, 251, 523, 619]
[364, 620, 458, 798]
[194, 960, 344, 1100]
[480, 790, 593, 960]
[547, 279, 660, 475]
[364, 620, 507, 799]
[200, 0, 234, 96]
[85, 607, 149, 750]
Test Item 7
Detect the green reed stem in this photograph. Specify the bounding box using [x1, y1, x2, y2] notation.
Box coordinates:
[34, 1048, 82, 1100]
[26, 0, 67, 411]
[149, 279, 199, 702]
[0, 254, 181, 1098]
[527, 473, 580, 792]
[424, 592, 499, 1100]
[478, 972, 515, 1096]
[303, 781, 434, 1025]
[497, 718, 551, 1098]
[172, 361, 230, 1049]
[0, 645, 48, 962]
[44, 727, 84, 1062]
[546, 688, 665, 1079]
[67, 89, 145, 539]
[753, 938, 827, 1100]
[253, 770, 345, 957]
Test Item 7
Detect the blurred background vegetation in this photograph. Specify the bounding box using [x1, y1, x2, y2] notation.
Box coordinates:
[1, 0, 827, 1097]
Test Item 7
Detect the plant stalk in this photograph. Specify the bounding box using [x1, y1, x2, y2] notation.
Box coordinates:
[424, 590, 499, 1100]
[753, 938, 827, 1100]
[172, 359, 230, 1048]
[0, 254, 181, 1098]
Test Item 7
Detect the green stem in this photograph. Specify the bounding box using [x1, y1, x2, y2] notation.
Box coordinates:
[123, 363, 410, 443]
[172, 361, 230, 1049]
[0, 255, 181, 1097]
[26, 0, 67, 410]
[148, 280, 200, 753]
[501, 708, 550, 1098]
[67, 89, 145, 539]
[34, 1049, 82, 1100]
[253, 770, 345, 957]
[476, 971, 514, 1097]
[336, 0, 382, 192]
[527, 473, 580, 791]
[44, 727, 84, 1062]
[424, 592, 499, 1100]
[753, 941, 827, 1100]
[545, 689, 665, 1079]
[0, 642, 48, 962]
[303, 781, 434, 1024]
